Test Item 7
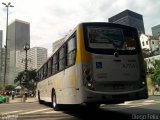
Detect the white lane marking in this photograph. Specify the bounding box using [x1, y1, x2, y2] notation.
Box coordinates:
[117, 101, 133, 105]
[20, 108, 52, 115]
[1, 110, 27, 115]
[124, 101, 133, 104]
[144, 100, 155, 103]
[102, 100, 158, 110]
[107, 102, 155, 110]
[43, 111, 62, 113]
[128, 102, 154, 108]
[117, 99, 156, 106]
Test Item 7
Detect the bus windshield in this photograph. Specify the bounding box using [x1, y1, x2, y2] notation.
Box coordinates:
[87, 27, 137, 50]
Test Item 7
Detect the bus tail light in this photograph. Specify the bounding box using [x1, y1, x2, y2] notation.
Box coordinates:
[83, 64, 95, 90]
[141, 70, 146, 86]
[138, 54, 147, 85]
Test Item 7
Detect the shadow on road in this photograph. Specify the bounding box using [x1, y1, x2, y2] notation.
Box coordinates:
[43, 102, 131, 120]
[44, 101, 160, 120]
[64, 107, 131, 120]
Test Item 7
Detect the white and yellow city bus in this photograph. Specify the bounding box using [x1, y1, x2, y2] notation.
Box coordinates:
[36, 22, 148, 110]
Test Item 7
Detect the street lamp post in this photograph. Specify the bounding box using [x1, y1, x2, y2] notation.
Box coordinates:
[2, 2, 14, 88]
[21, 44, 30, 102]
[22, 44, 30, 86]
[24, 44, 30, 71]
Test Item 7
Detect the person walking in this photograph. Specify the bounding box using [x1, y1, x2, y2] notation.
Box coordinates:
[11, 90, 15, 100]
[155, 84, 159, 92]
[6, 91, 10, 103]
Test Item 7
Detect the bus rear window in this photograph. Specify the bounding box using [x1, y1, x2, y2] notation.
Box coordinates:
[87, 27, 136, 50]
[88, 27, 123, 43]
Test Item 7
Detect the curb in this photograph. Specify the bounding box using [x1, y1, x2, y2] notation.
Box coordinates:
[8, 98, 38, 104]
[7, 101, 38, 104]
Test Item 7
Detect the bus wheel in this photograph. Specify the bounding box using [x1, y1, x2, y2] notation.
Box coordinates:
[86, 103, 100, 109]
[52, 92, 60, 111]
[38, 91, 43, 104]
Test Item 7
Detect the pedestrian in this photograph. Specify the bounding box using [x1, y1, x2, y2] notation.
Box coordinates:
[6, 91, 9, 96]
[155, 84, 159, 92]
[11, 90, 15, 100]
[6, 91, 10, 103]
[24, 91, 28, 99]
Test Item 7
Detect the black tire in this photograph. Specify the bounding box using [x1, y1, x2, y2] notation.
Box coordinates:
[52, 90, 60, 111]
[86, 103, 100, 109]
[38, 91, 43, 104]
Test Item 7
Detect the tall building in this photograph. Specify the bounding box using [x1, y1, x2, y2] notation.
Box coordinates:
[1, 48, 6, 85]
[52, 38, 65, 53]
[16, 47, 47, 71]
[152, 24, 160, 36]
[108, 9, 145, 34]
[0, 30, 2, 84]
[7, 19, 30, 85]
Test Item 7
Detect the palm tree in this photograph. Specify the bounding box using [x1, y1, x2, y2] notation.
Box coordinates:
[14, 71, 24, 86]
[15, 69, 37, 90]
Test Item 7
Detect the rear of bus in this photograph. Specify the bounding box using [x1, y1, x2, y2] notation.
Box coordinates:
[78, 22, 148, 105]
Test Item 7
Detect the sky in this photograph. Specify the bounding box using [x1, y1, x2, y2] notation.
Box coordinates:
[0, 0, 160, 57]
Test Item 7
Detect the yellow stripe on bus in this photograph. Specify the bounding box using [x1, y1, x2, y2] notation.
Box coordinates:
[76, 25, 91, 64]
[55, 79, 59, 89]
[71, 74, 77, 88]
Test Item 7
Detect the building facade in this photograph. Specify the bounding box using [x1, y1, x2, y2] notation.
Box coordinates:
[140, 34, 159, 52]
[108, 9, 145, 34]
[7, 19, 30, 85]
[52, 38, 65, 53]
[0, 30, 2, 84]
[152, 24, 160, 36]
[16, 47, 47, 71]
[0, 48, 6, 85]
[145, 55, 160, 72]
[140, 34, 160, 58]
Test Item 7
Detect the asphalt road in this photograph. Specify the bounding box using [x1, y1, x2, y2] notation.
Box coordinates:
[0, 96, 160, 120]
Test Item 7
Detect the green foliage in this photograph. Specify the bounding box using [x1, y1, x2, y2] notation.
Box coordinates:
[27, 69, 37, 81]
[14, 71, 24, 83]
[5, 85, 15, 91]
[26, 82, 36, 91]
[0, 85, 4, 91]
[15, 69, 37, 90]
[150, 60, 160, 85]
[144, 60, 147, 72]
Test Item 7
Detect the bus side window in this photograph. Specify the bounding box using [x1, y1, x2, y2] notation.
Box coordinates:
[43, 64, 48, 79]
[39, 70, 42, 81]
[40, 69, 43, 80]
[52, 53, 58, 74]
[59, 46, 65, 71]
[38, 70, 40, 81]
[40, 68, 43, 80]
[47, 58, 52, 77]
[67, 36, 76, 66]
[37, 72, 39, 81]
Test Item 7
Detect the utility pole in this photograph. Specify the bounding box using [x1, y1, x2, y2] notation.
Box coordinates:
[2, 2, 14, 88]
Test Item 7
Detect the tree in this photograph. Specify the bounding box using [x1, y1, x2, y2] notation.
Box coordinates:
[150, 60, 160, 85]
[5, 85, 15, 91]
[0, 85, 3, 92]
[26, 69, 37, 91]
[15, 69, 37, 90]
[27, 69, 37, 82]
[14, 71, 24, 85]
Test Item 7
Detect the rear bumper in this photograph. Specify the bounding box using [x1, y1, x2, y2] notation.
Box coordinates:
[83, 86, 148, 104]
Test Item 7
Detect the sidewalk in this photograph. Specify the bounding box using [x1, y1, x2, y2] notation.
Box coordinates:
[9, 97, 37, 104]
[148, 91, 160, 96]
